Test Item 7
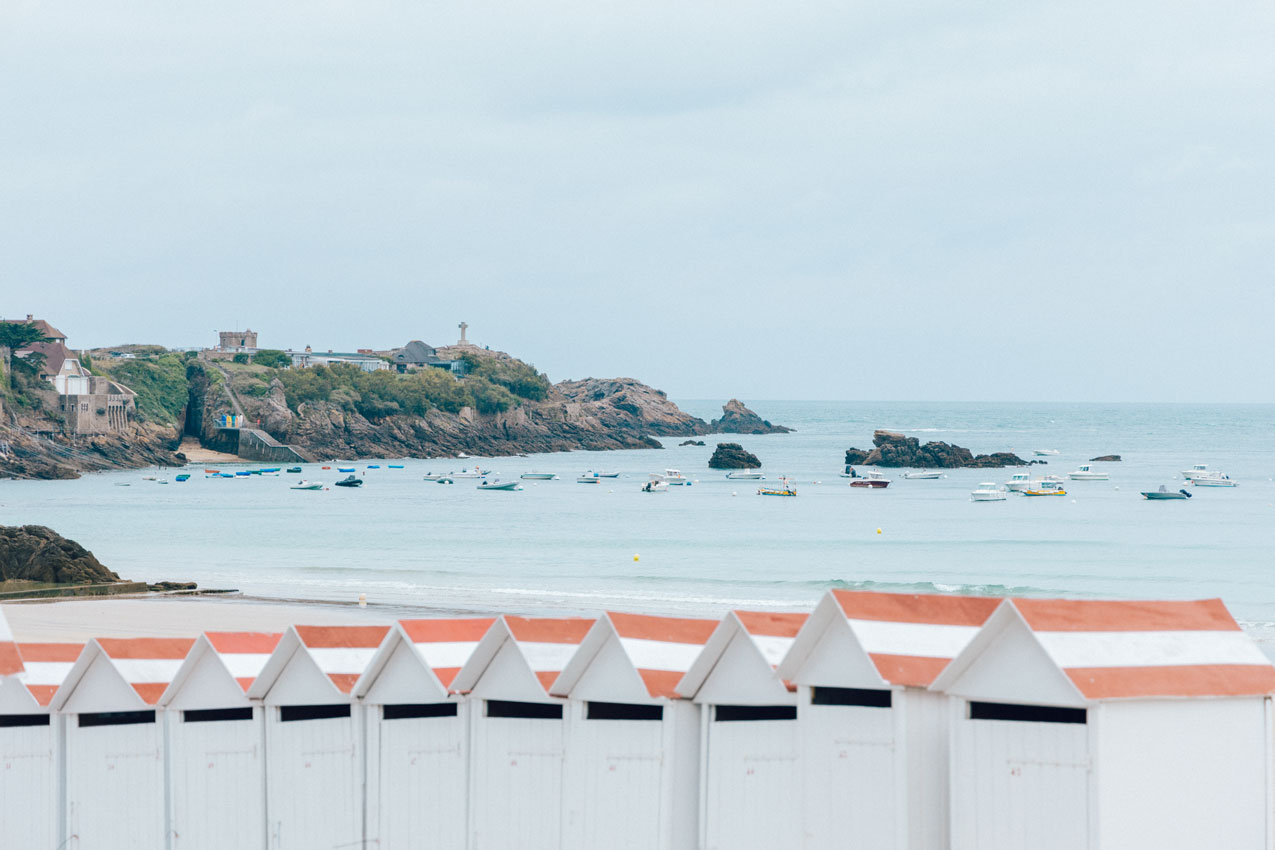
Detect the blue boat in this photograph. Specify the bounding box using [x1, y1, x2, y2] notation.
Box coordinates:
[175, 474, 190, 482]
[367, 464, 381, 469]
[388, 464, 404, 469]
[338, 467, 355, 473]
[259, 467, 281, 473]
[235, 471, 252, 477]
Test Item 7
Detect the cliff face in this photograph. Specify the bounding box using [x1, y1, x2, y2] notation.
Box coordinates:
[0, 414, 183, 480]
[0, 525, 121, 584]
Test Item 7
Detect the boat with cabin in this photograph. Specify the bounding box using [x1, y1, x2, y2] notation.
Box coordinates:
[1006, 472, 1033, 491]
[849, 470, 891, 488]
[725, 470, 764, 480]
[903, 470, 945, 480]
[758, 478, 797, 497]
[653, 469, 689, 485]
[1191, 476, 1237, 488]
[1069, 465, 1109, 480]
[452, 468, 490, 478]
[970, 482, 1007, 501]
[1023, 479, 1066, 496]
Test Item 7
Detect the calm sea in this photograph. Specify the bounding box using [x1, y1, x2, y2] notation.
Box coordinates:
[4, 400, 1274, 632]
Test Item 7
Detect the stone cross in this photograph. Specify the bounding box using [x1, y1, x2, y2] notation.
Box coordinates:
[458, 321, 468, 345]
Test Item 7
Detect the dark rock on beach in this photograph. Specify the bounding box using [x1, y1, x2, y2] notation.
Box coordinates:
[1090, 455, 1122, 462]
[709, 442, 762, 469]
[0, 525, 121, 584]
[710, 399, 793, 435]
[845, 430, 1029, 469]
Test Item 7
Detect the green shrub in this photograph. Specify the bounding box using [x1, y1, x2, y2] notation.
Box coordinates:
[232, 353, 249, 364]
[274, 362, 525, 418]
[96, 353, 189, 424]
[252, 349, 291, 369]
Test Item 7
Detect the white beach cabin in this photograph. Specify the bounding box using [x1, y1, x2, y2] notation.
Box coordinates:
[674, 610, 808, 850]
[450, 615, 595, 850]
[246, 624, 390, 850]
[159, 631, 282, 850]
[52, 636, 195, 850]
[550, 611, 719, 850]
[931, 597, 1275, 850]
[0, 641, 80, 850]
[353, 617, 496, 850]
[774, 590, 1000, 850]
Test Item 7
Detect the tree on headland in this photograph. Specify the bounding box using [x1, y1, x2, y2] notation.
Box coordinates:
[0, 321, 50, 390]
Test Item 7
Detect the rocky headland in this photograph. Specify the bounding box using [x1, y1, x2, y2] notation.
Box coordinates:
[845, 430, 1031, 469]
[710, 399, 793, 435]
[708, 443, 761, 469]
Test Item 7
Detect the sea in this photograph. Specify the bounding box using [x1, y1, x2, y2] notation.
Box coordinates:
[4, 400, 1274, 635]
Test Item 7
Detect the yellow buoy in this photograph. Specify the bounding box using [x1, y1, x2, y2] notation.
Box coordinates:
[634, 554, 640, 562]
[876, 528, 882, 534]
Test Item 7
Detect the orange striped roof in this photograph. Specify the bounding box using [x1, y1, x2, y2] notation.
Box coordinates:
[400, 617, 497, 643]
[16, 642, 83, 706]
[294, 625, 390, 648]
[206, 632, 283, 654]
[833, 589, 1000, 626]
[734, 611, 808, 637]
[97, 637, 194, 659]
[16, 642, 83, 662]
[1013, 598, 1240, 632]
[504, 616, 595, 644]
[609, 612, 719, 644]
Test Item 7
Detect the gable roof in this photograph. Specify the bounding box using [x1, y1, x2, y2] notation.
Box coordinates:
[160, 631, 283, 705]
[394, 340, 438, 363]
[676, 611, 807, 699]
[551, 612, 718, 700]
[451, 615, 594, 697]
[247, 625, 391, 701]
[15, 643, 82, 706]
[353, 617, 497, 700]
[51, 637, 196, 710]
[20, 341, 75, 375]
[933, 598, 1275, 702]
[0, 607, 22, 678]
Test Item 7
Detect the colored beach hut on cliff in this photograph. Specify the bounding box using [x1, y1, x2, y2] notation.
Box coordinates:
[450, 615, 595, 850]
[52, 637, 195, 850]
[549, 611, 719, 850]
[931, 598, 1275, 850]
[0, 642, 80, 850]
[675, 610, 809, 850]
[774, 589, 1000, 850]
[159, 631, 282, 850]
[352, 617, 496, 850]
[246, 624, 390, 850]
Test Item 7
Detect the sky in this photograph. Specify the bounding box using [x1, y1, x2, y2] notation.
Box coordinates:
[1, 0, 1272, 402]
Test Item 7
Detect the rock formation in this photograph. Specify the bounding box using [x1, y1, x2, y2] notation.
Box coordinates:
[710, 399, 793, 434]
[708, 443, 762, 469]
[845, 430, 1030, 469]
[680, 440, 706, 446]
[1090, 455, 1122, 462]
[0, 525, 121, 584]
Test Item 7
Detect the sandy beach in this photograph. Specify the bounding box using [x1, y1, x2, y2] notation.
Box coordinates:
[176, 437, 240, 464]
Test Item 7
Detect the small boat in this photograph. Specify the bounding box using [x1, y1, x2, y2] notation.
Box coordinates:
[453, 468, 490, 479]
[653, 469, 689, 485]
[1181, 464, 1210, 479]
[217, 473, 235, 479]
[203, 469, 219, 474]
[1191, 477, 1237, 488]
[478, 479, 521, 491]
[388, 464, 404, 469]
[260, 468, 280, 473]
[1069, 465, 1109, 481]
[287, 467, 302, 474]
[1006, 472, 1033, 492]
[142, 475, 157, 481]
[642, 480, 669, 492]
[334, 475, 363, 488]
[290, 480, 324, 490]
[261, 471, 280, 477]
[156, 479, 170, 485]
[970, 482, 1007, 501]
[838, 465, 861, 479]
[1024, 480, 1067, 496]
[903, 470, 945, 480]
[849, 471, 891, 488]
[422, 473, 449, 481]
[338, 466, 354, 471]
[367, 464, 381, 469]
[435, 477, 454, 485]
[1143, 485, 1191, 500]
[520, 472, 558, 480]
[114, 482, 131, 487]
[1034, 449, 1060, 456]
[322, 465, 331, 470]
[175, 474, 190, 482]
[234, 471, 252, 477]
[457, 452, 473, 459]
[577, 474, 602, 484]
[758, 478, 797, 497]
[725, 470, 764, 480]
[592, 471, 621, 478]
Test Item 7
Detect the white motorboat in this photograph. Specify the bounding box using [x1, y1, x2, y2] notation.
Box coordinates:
[457, 452, 473, 459]
[642, 480, 669, 493]
[1186, 469, 1232, 482]
[653, 469, 689, 485]
[1181, 464, 1210, 479]
[1005, 472, 1033, 492]
[849, 470, 890, 488]
[902, 470, 945, 480]
[591, 471, 621, 478]
[290, 480, 324, 491]
[1069, 465, 1109, 481]
[577, 474, 602, 484]
[1033, 449, 1060, 456]
[477, 479, 521, 491]
[520, 472, 558, 480]
[970, 482, 1007, 501]
[1023, 478, 1067, 496]
[725, 470, 764, 480]
[1191, 476, 1237, 488]
[452, 468, 491, 479]
[422, 473, 449, 481]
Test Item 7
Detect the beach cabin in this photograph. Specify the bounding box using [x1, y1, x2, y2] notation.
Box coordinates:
[246, 624, 390, 850]
[774, 590, 1000, 850]
[0, 642, 80, 850]
[52, 637, 195, 850]
[0, 608, 20, 678]
[353, 617, 496, 850]
[673, 611, 808, 850]
[549, 612, 718, 850]
[932, 597, 1275, 850]
[451, 615, 595, 850]
[159, 631, 282, 850]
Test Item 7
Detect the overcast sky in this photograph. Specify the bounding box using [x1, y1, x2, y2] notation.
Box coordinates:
[2, 1, 1272, 401]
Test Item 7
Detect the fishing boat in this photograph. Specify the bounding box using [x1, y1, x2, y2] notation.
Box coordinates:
[653, 469, 689, 485]
[849, 470, 891, 488]
[903, 470, 945, 480]
[758, 478, 797, 497]
[334, 475, 363, 488]
[1191, 477, 1237, 488]
[478, 479, 521, 491]
[290, 480, 324, 491]
[642, 480, 669, 492]
[1005, 472, 1033, 492]
[1034, 449, 1060, 456]
[1023, 479, 1066, 496]
[1186, 469, 1232, 482]
[452, 468, 490, 479]
[1181, 464, 1211, 479]
[1068, 465, 1109, 480]
[287, 467, 302, 474]
[725, 470, 764, 480]
[577, 474, 602, 484]
[1143, 486, 1191, 500]
[970, 482, 1007, 501]
[175, 474, 190, 482]
[520, 472, 558, 480]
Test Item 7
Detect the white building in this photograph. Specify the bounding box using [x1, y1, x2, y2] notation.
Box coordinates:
[550, 611, 719, 850]
[672, 611, 807, 850]
[0, 641, 79, 850]
[288, 347, 389, 372]
[246, 624, 390, 850]
[353, 617, 496, 850]
[450, 615, 595, 850]
[932, 597, 1275, 850]
[52, 637, 195, 850]
[775, 590, 1000, 850]
[159, 631, 282, 850]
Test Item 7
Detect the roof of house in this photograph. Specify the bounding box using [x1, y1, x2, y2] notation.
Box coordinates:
[675, 611, 807, 700]
[394, 340, 438, 363]
[18, 341, 75, 375]
[2, 316, 66, 341]
[552, 612, 718, 700]
[932, 598, 1275, 702]
[15, 642, 82, 705]
[0, 608, 25, 678]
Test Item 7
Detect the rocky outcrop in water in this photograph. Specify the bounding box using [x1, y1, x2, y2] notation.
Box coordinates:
[680, 440, 706, 446]
[710, 399, 793, 434]
[0, 525, 121, 584]
[845, 430, 1030, 469]
[709, 442, 762, 469]
[1090, 455, 1122, 462]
